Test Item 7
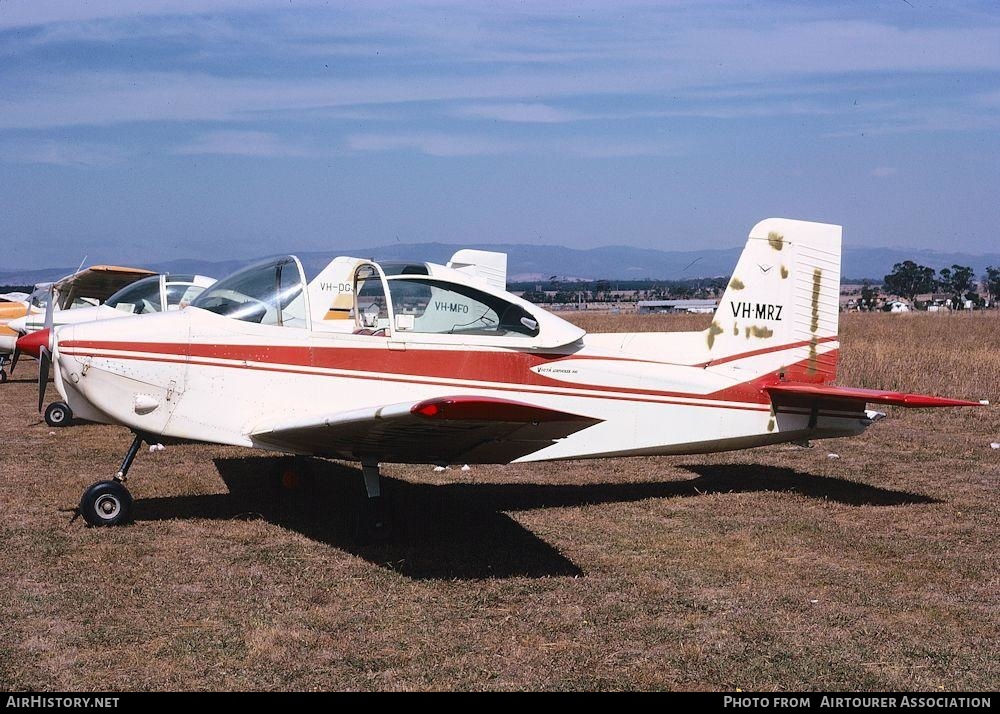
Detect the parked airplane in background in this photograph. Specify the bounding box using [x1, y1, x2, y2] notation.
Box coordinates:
[9, 265, 158, 337]
[3, 264, 156, 381]
[18, 218, 984, 535]
[0, 292, 31, 383]
[10, 272, 214, 425]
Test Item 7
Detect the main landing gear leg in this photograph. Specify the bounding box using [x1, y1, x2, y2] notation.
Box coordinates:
[359, 459, 392, 542]
[78, 433, 145, 527]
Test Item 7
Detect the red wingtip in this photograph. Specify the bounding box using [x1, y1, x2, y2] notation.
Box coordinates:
[15, 328, 50, 359]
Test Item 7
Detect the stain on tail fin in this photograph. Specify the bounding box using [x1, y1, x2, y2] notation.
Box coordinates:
[705, 218, 842, 383]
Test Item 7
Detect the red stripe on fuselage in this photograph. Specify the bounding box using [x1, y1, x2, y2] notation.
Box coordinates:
[59, 348, 779, 413]
[696, 335, 838, 367]
[59, 338, 838, 407]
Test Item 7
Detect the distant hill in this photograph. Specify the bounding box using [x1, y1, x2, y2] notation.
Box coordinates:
[2, 243, 998, 286]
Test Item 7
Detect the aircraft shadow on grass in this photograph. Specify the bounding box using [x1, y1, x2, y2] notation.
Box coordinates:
[132, 457, 938, 581]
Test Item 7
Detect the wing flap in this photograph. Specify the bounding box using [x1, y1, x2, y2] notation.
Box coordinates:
[766, 383, 982, 408]
[251, 395, 602, 464]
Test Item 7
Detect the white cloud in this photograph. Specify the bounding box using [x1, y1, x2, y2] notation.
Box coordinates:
[661, 21, 1000, 76]
[823, 105, 1000, 138]
[560, 138, 681, 159]
[345, 132, 681, 158]
[0, 67, 901, 131]
[0, 0, 286, 29]
[173, 130, 317, 157]
[0, 70, 625, 129]
[0, 138, 128, 167]
[456, 103, 590, 123]
[0, 3, 998, 143]
[346, 133, 515, 157]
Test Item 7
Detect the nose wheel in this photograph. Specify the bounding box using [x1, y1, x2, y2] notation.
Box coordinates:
[79, 480, 133, 527]
[0, 368, 7, 384]
[78, 432, 146, 527]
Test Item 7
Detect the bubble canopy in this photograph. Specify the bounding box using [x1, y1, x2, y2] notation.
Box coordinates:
[191, 257, 308, 327]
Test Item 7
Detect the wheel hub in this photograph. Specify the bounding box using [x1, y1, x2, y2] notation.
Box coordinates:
[95, 495, 121, 519]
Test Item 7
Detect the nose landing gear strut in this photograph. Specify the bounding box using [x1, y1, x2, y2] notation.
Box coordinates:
[78, 432, 147, 527]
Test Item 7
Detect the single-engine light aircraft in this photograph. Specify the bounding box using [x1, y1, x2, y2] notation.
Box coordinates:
[4, 265, 156, 384]
[18, 218, 984, 534]
[11, 272, 215, 425]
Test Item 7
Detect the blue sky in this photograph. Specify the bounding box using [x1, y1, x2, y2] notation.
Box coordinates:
[1, 0, 998, 269]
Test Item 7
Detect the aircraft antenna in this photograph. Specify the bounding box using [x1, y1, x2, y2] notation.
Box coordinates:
[679, 256, 702, 274]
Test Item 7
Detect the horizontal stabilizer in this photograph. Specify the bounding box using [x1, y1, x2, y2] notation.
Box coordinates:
[765, 383, 982, 408]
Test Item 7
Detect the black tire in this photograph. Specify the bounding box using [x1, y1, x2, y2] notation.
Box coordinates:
[79, 480, 133, 527]
[0, 369, 7, 383]
[44, 401, 73, 427]
[359, 496, 393, 543]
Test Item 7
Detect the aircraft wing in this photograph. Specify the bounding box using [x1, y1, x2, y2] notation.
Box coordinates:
[765, 383, 983, 408]
[55, 265, 156, 307]
[250, 395, 602, 464]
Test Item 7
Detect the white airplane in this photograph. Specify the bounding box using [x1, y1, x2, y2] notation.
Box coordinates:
[9, 272, 214, 425]
[17, 218, 983, 535]
[3, 265, 157, 379]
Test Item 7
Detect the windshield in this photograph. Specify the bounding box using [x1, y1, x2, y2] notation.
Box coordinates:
[105, 275, 162, 314]
[191, 257, 306, 327]
[29, 289, 50, 310]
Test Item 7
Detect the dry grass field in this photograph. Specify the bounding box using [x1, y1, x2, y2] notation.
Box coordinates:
[1, 311, 997, 691]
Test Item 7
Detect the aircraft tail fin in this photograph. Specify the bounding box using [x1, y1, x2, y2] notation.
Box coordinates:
[704, 218, 841, 383]
[447, 249, 508, 290]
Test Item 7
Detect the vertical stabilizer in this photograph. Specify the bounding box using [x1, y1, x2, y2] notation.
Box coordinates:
[447, 250, 508, 290]
[704, 218, 841, 382]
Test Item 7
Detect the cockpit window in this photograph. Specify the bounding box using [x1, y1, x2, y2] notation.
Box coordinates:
[30, 287, 92, 310]
[29, 290, 50, 310]
[191, 258, 307, 327]
[386, 277, 539, 337]
[164, 282, 206, 308]
[106, 276, 162, 315]
[379, 262, 430, 277]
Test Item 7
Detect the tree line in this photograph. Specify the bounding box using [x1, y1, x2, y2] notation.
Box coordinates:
[512, 277, 729, 304]
[860, 261, 1000, 311]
